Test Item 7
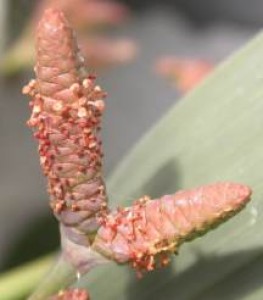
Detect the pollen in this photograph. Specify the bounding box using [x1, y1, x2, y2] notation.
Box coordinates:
[77, 107, 88, 118]
[53, 101, 63, 112]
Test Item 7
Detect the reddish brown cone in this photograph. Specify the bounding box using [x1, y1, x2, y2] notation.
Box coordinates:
[93, 182, 251, 276]
[23, 9, 108, 245]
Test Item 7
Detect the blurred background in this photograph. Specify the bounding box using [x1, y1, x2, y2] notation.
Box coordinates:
[0, 0, 260, 273]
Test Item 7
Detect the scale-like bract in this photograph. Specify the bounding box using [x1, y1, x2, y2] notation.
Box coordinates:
[93, 182, 251, 274]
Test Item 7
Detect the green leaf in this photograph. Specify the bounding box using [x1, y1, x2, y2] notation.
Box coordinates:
[77, 31, 263, 299]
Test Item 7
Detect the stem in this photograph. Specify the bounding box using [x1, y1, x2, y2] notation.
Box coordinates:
[28, 254, 77, 300]
[0, 253, 55, 300]
[0, 245, 110, 300]
[0, 253, 77, 300]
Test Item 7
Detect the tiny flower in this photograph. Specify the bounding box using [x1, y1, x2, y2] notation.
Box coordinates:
[80, 37, 137, 70]
[155, 57, 214, 93]
[49, 288, 90, 300]
[1, 0, 135, 76]
[35, 0, 129, 29]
